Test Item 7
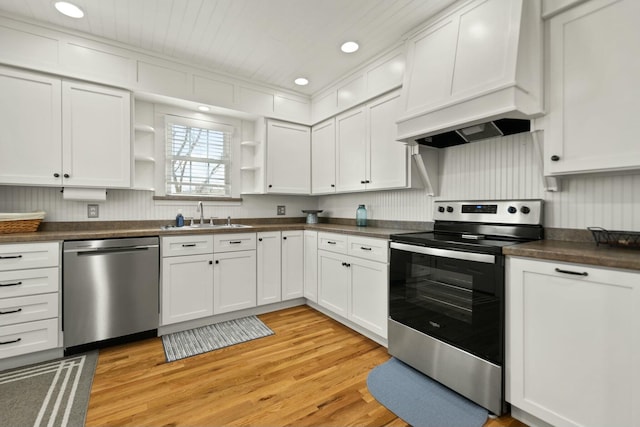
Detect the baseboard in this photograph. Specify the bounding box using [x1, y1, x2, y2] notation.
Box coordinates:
[0, 347, 64, 371]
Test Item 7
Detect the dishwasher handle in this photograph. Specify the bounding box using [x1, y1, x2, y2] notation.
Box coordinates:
[66, 244, 159, 255]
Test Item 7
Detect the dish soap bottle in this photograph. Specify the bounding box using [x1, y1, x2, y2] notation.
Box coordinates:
[356, 204, 367, 227]
[176, 209, 184, 227]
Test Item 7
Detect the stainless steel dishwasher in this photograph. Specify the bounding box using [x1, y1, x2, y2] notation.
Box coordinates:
[63, 237, 159, 354]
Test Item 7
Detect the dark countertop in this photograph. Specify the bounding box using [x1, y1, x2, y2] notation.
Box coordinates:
[0, 222, 418, 244]
[504, 240, 640, 272]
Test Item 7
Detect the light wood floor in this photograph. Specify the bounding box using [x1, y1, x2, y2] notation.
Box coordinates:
[86, 305, 526, 426]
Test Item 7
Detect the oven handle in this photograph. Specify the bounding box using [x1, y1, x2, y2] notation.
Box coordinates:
[390, 242, 496, 264]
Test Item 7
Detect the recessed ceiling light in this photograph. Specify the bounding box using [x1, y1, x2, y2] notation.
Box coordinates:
[341, 41, 359, 53]
[197, 105, 211, 112]
[294, 77, 309, 86]
[54, 1, 84, 18]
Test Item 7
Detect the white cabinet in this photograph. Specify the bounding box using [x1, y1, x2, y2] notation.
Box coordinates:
[62, 80, 131, 188]
[281, 230, 304, 300]
[317, 232, 389, 338]
[396, 0, 542, 142]
[303, 230, 318, 303]
[336, 91, 407, 192]
[544, 0, 640, 175]
[213, 233, 257, 314]
[311, 118, 336, 194]
[265, 119, 310, 194]
[0, 67, 62, 186]
[257, 231, 281, 306]
[161, 235, 214, 325]
[0, 242, 60, 360]
[0, 66, 131, 188]
[507, 257, 640, 427]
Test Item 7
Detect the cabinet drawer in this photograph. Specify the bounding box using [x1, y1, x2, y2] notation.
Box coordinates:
[0, 267, 59, 298]
[162, 235, 213, 257]
[318, 232, 347, 254]
[214, 233, 256, 253]
[347, 236, 388, 263]
[0, 318, 58, 359]
[0, 293, 58, 327]
[0, 242, 59, 272]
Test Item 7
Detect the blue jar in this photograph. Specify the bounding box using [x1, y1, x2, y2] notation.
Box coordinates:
[176, 210, 184, 227]
[356, 204, 367, 227]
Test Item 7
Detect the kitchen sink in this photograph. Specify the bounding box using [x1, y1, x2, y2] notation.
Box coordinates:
[161, 223, 253, 230]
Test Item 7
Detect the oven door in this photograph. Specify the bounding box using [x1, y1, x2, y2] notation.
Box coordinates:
[389, 242, 504, 365]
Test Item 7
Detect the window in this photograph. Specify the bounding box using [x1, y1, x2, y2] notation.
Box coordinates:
[165, 116, 233, 197]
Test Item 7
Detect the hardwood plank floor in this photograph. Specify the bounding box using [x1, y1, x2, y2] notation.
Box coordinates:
[86, 306, 525, 426]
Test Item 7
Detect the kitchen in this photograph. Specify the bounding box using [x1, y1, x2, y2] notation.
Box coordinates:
[0, 0, 639, 426]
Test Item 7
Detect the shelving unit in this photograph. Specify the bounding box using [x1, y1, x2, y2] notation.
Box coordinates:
[240, 139, 264, 194]
[133, 101, 156, 191]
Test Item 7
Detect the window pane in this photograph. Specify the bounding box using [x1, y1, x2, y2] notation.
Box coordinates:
[165, 120, 231, 196]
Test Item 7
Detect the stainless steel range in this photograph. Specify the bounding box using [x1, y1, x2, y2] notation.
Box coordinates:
[388, 200, 544, 415]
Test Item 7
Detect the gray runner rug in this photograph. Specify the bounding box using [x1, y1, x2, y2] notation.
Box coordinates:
[162, 315, 274, 362]
[367, 357, 489, 427]
[0, 351, 98, 427]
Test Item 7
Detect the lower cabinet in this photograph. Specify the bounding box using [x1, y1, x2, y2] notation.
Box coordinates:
[213, 250, 257, 314]
[257, 231, 281, 306]
[281, 230, 304, 300]
[317, 232, 389, 339]
[161, 253, 214, 325]
[507, 257, 640, 427]
[303, 231, 318, 302]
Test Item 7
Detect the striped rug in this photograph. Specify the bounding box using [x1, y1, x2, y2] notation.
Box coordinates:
[0, 352, 98, 427]
[162, 315, 275, 362]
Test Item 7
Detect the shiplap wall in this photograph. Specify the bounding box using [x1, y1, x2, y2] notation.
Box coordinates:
[0, 132, 638, 230]
[319, 133, 640, 231]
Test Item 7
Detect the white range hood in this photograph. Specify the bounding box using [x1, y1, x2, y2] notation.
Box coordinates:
[395, 0, 544, 146]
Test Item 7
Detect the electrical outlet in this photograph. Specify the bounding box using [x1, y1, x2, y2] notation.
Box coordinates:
[277, 205, 286, 215]
[87, 204, 99, 218]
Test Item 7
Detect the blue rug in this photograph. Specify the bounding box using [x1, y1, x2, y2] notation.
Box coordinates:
[367, 358, 488, 427]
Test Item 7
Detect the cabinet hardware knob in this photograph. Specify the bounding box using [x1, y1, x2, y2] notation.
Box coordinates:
[331, 184, 335, 187]
[63, 173, 70, 178]
[258, 238, 262, 242]
[550, 155, 560, 162]
[0, 308, 22, 315]
[209, 260, 213, 265]
[0, 255, 22, 260]
[345, 263, 351, 268]
[215, 260, 219, 264]
[283, 236, 287, 240]
[360, 180, 366, 184]
[182, 243, 196, 247]
[0, 281, 23, 287]
[229, 241, 242, 244]
[327, 241, 336, 245]
[54, 173, 60, 178]
[0, 338, 21, 345]
[268, 184, 273, 188]
[360, 246, 372, 251]
[365, 180, 370, 184]
[555, 267, 588, 276]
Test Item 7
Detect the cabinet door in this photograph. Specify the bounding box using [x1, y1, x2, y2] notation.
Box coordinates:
[317, 250, 349, 318]
[257, 231, 281, 306]
[266, 120, 310, 194]
[161, 254, 213, 325]
[366, 91, 407, 190]
[546, 0, 640, 175]
[282, 230, 304, 300]
[336, 107, 366, 192]
[303, 231, 318, 303]
[507, 257, 640, 427]
[213, 250, 257, 314]
[0, 66, 62, 186]
[62, 80, 131, 188]
[311, 118, 336, 194]
[349, 257, 388, 338]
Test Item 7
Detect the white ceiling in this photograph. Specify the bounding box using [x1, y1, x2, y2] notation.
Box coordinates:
[0, 0, 456, 96]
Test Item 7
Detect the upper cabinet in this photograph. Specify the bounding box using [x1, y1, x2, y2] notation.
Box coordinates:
[266, 119, 311, 194]
[336, 90, 408, 192]
[0, 66, 131, 188]
[544, 0, 640, 176]
[396, 0, 543, 143]
[311, 118, 336, 195]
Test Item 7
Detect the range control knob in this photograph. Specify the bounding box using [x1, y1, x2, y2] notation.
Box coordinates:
[521, 206, 531, 214]
[438, 206, 445, 213]
[446, 206, 454, 213]
[507, 206, 518, 214]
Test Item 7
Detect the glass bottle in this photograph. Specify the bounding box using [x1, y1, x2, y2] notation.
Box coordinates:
[356, 204, 367, 227]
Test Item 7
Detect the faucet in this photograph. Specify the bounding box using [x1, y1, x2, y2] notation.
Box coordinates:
[227, 216, 231, 226]
[197, 201, 204, 225]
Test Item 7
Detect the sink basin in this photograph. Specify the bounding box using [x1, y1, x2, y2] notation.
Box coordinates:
[161, 223, 253, 230]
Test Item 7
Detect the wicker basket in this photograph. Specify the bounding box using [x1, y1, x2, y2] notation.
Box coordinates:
[588, 227, 640, 249]
[0, 211, 46, 234]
